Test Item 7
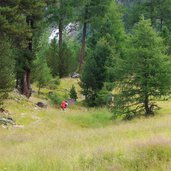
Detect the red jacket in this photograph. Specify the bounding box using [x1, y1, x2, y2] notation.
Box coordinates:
[61, 101, 67, 109]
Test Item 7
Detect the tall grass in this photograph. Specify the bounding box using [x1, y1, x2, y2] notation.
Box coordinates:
[1, 81, 171, 170]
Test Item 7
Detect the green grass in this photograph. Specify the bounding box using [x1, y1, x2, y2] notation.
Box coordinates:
[66, 108, 113, 128]
[1, 80, 171, 171]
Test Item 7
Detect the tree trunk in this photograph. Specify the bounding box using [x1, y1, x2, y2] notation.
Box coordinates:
[59, 18, 63, 50]
[149, 1, 155, 28]
[21, 69, 31, 98]
[58, 0, 64, 78]
[78, 21, 87, 72]
[160, 18, 163, 31]
[144, 93, 152, 116]
[58, 18, 63, 78]
[20, 17, 33, 98]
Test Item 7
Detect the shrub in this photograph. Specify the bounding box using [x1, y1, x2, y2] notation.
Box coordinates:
[47, 77, 60, 90]
[48, 93, 62, 105]
[69, 85, 78, 101]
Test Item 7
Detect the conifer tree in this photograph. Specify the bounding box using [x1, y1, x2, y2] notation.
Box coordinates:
[0, 0, 25, 37]
[47, 39, 59, 77]
[16, 0, 46, 97]
[75, 0, 112, 71]
[124, 0, 171, 32]
[0, 1, 23, 104]
[0, 37, 15, 106]
[81, 1, 125, 106]
[69, 85, 78, 101]
[33, 31, 52, 94]
[114, 18, 171, 117]
[46, 0, 74, 77]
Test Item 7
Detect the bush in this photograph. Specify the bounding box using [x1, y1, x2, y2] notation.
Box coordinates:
[69, 85, 78, 101]
[95, 89, 113, 106]
[82, 89, 112, 107]
[47, 77, 60, 90]
[48, 93, 62, 105]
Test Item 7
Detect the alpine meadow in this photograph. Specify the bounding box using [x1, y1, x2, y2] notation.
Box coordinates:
[1, 0, 171, 171]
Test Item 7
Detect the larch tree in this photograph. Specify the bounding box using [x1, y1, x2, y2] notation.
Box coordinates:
[114, 17, 171, 118]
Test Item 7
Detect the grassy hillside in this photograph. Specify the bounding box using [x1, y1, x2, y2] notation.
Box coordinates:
[0, 78, 171, 171]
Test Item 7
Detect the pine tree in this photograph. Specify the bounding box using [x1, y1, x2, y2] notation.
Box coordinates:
[0, 37, 15, 106]
[34, 60, 52, 95]
[33, 31, 52, 94]
[69, 85, 78, 101]
[0, 1, 22, 105]
[114, 17, 171, 117]
[0, 0, 26, 37]
[46, 0, 74, 77]
[74, 0, 112, 71]
[124, 0, 171, 32]
[81, 1, 125, 106]
[47, 39, 59, 77]
[16, 0, 46, 97]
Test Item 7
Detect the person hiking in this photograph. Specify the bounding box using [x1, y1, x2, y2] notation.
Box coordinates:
[61, 101, 68, 111]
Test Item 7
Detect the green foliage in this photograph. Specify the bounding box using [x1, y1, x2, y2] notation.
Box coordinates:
[161, 26, 171, 54]
[75, 0, 111, 24]
[47, 37, 80, 77]
[95, 88, 113, 107]
[69, 85, 78, 101]
[35, 61, 52, 94]
[124, 0, 171, 32]
[113, 18, 171, 118]
[66, 38, 80, 72]
[15, 0, 46, 95]
[81, 37, 113, 105]
[46, 0, 74, 26]
[0, 36, 15, 106]
[48, 93, 63, 105]
[0, 0, 26, 38]
[59, 42, 78, 77]
[33, 31, 52, 94]
[47, 77, 60, 90]
[81, 1, 125, 107]
[47, 39, 59, 77]
[46, 0, 77, 78]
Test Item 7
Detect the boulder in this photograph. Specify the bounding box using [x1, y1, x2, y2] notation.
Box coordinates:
[36, 102, 47, 108]
[0, 117, 15, 125]
[70, 72, 80, 78]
